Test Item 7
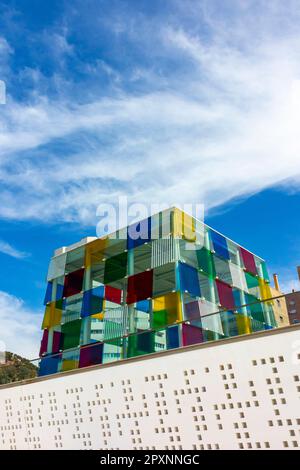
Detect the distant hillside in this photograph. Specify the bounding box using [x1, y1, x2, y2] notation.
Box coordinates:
[0, 352, 38, 385]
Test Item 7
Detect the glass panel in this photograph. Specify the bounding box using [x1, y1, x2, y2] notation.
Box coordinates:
[61, 319, 82, 350]
[62, 294, 82, 323]
[240, 247, 257, 275]
[210, 230, 230, 260]
[47, 253, 67, 281]
[38, 354, 61, 376]
[127, 217, 151, 250]
[52, 330, 62, 354]
[42, 302, 63, 329]
[166, 325, 180, 349]
[153, 262, 176, 297]
[105, 285, 122, 304]
[214, 255, 233, 285]
[81, 286, 105, 318]
[133, 242, 152, 274]
[178, 261, 201, 297]
[127, 330, 155, 357]
[104, 251, 127, 284]
[85, 237, 107, 268]
[126, 270, 153, 304]
[196, 247, 216, 279]
[61, 349, 80, 372]
[216, 279, 235, 310]
[39, 329, 49, 356]
[65, 246, 85, 274]
[79, 343, 103, 368]
[63, 268, 85, 298]
[103, 337, 124, 363]
[182, 323, 204, 346]
[152, 291, 182, 329]
[43, 282, 53, 305]
[230, 263, 247, 291]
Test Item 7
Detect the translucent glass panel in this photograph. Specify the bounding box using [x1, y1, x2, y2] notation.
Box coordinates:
[153, 262, 176, 297]
[259, 278, 272, 300]
[184, 299, 223, 335]
[39, 329, 49, 356]
[210, 230, 230, 260]
[104, 251, 127, 284]
[178, 262, 201, 298]
[103, 337, 124, 364]
[42, 302, 63, 329]
[182, 323, 204, 346]
[63, 294, 82, 323]
[63, 268, 85, 298]
[127, 217, 151, 250]
[245, 272, 260, 298]
[166, 325, 180, 349]
[127, 330, 155, 357]
[81, 286, 104, 318]
[216, 279, 235, 310]
[61, 349, 80, 372]
[79, 343, 103, 368]
[197, 272, 218, 304]
[52, 331, 62, 354]
[214, 255, 233, 285]
[47, 253, 67, 281]
[126, 270, 153, 304]
[133, 242, 152, 274]
[240, 247, 257, 275]
[61, 319, 82, 350]
[65, 246, 85, 274]
[196, 247, 216, 279]
[85, 238, 107, 268]
[152, 292, 182, 329]
[229, 263, 247, 291]
[178, 239, 198, 268]
[38, 354, 61, 376]
[105, 285, 122, 304]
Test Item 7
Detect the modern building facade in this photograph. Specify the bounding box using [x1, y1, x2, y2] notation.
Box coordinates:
[39, 207, 276, 377]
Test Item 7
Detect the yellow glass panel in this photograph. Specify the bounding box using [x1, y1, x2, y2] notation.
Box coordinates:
[42, 303, 62, 329]
[85, 237, 107, 267]
[259, 278, 272, 300]
[236, 314, 252, 335]
[61, 360, 78, 372]
[172, 208, 196, 241]
[153, 291, 182, 323]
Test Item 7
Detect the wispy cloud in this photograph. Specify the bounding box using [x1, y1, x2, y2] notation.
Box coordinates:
[0, 0, 300, 226]
[0, 239, 29, 259]
[0, 291, 42, 359]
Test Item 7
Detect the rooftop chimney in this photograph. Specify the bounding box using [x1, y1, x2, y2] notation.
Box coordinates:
[273, 273, 280, 292]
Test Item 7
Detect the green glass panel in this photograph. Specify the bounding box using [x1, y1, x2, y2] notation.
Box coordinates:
[245, 272, 259, 289]
[127, 331, 155, 358]
[61, 319, 82, 350]
[196, 247, 216, 279]
[261, 261, 270, 282]
[104, 251, 127, 284]
[152, 309, 168, 330]
[246, 294, 265, 322]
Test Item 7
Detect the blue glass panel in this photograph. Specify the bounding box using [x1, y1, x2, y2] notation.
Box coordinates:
[38, 354, 61, 376]
[210, 230, 230, 260]
[43, 282, 52, 305]
[136, 299, 151, 313]
[127, 217, 151, 250]
[81, 286, 105, 318]
[167, 325, 180, 349]
[56, 283, 64, 301]
[178, 262, 201, 298]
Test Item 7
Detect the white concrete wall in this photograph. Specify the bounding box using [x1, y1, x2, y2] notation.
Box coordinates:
[1, 325, 300, 450]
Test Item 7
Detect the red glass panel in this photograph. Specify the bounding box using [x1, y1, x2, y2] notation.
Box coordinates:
[240, 247, 257, 275]
[126, 270, 153, 304]
[216, 279, 235, 310]
[63, 268, 85, 298]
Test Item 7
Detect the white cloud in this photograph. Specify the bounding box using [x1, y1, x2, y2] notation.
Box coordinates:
[0, 291, 42, 359]
[0, 239, 29, 259]
[0, 1, 300, 225]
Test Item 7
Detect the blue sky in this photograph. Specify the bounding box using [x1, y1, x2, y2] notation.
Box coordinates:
[0, 0, 300, 357]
